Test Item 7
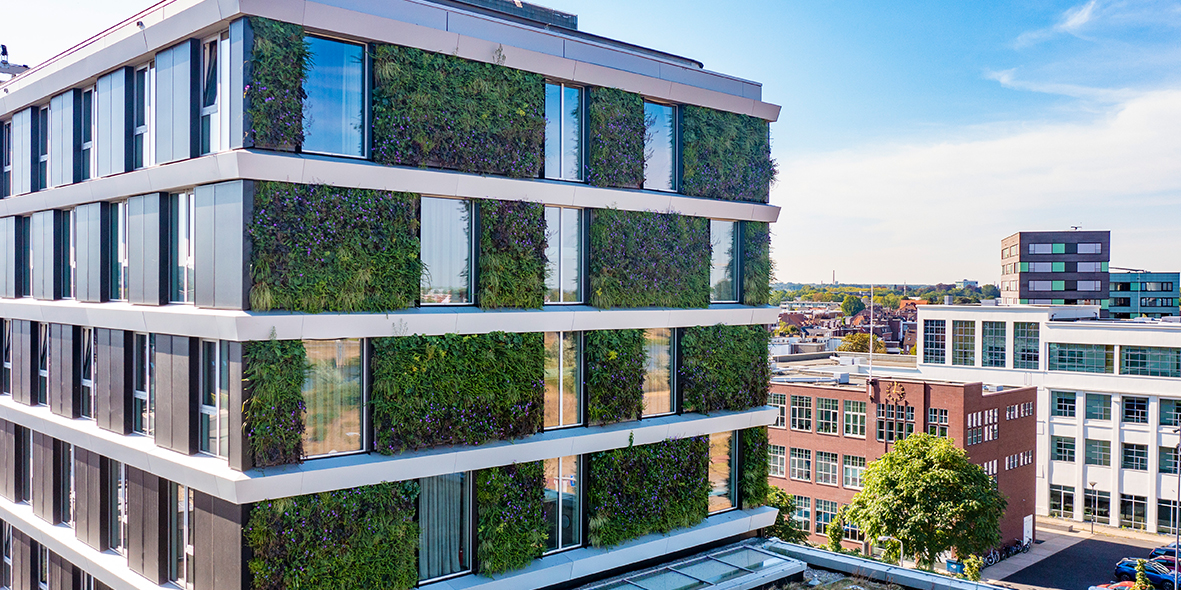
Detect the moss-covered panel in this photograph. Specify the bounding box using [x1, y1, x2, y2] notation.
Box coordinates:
[680, 324, 770, 413]
[245, 482, 419, 590]
[372, 44, 546, 178]
[587, 437, 710, 547]
[478, 200, 547, 309]
[585, 329, 647, 424]
[245, 17, 308, 150]
[371, 332, 545, 454]
[681, 105, 776, 203]
[739, 427, 770, 509]
[589, 209, 710, 309]
[476, 462, 547, 574]
[249, 182, 421, 313]
[742, 221, 772, 306]
[586, 87, 646, 189]
[243, 338, 307, 468]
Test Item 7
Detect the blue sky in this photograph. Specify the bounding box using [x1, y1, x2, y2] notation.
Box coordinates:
[6, 0, 1181, 285]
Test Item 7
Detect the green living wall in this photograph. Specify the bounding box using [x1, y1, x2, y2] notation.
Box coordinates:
[589, 209, 710, 309]
[249, 182, 421, 313]
[478, 200, 547, 309]
[738, 427, 770, 509]
[681, 106, 776, 203]
[585, 329, 647, 424]
[371, 332, 545, 454]
[679, 324, 770, 414]
[586, 88, 646, 189]
[245, 482, 419, 590]
[742, 222, 772, 306]
[243, 338, 307, 468]
[372, 44, 546, 178]
[587, 437, 710, 547]
[476, 462, 547, 574]
[245, 17, 308, 150]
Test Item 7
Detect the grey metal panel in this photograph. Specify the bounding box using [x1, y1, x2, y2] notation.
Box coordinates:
[193, 490, 248, 590]
[48, 92, 76, 189]
[31, 431, 55, 523]
[10, 108, 31, 195]
[154, 336, 173, 451]
[155, 45, 175, 164]
[95, 68, 131, 178]
[0, 217, 14, 299]
[226, 342, 250, 472]
[12, 529, 34, 590]
[29, 211, 54, 301]
[74, 447, 108, 551]
[315, 0, 448, 28]
[194, 180, 248, 310]
[229, 17, 251, 151]
[126, 465, 168, 585]
[563, 39, 661, 78]
[0, 419, 14, 502]
[446, 11, 564, 55]
[49, 551, 80, 590]
[11, 320, 33, 406]
[193, 184, 216, 308]
[95, 328, 132, 435]
[155, 39, 198, 164]
[128, 192, 166, 306]
[73, 203, 108, 303]
[173, 336, 196, 454]
[49, 324, 79, 419]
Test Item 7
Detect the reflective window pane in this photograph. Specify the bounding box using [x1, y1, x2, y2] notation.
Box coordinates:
[544, 84, 583, 181]
[302, 339, 363, 457]
[419, 472, 471, 580]
[544, 332, 580, 428]
[709, 220, 737, 302]
[545, 207, 584, 303]
[643, 102, 676, 191]
[421, 197, 472, 304]
[544, 455, 580, 552]
[642, 328, 672, 415]
[544, 84, 562, 179]
[302, 37, 365, 157]
[708, 432, 735, 513]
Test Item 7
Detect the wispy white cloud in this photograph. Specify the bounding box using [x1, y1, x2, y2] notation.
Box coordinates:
[1015, 0, 1099, 47]
[983, 68, 1137, 102]
[772, 90, 1181, 284]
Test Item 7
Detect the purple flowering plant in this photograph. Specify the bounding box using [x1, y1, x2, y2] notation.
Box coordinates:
[478, 200, 548, 309]
[679, 324, 770, 414]
[586, 87, 646, 189]
[585, 329, 647, 424]
[680, 105, 776, 203]
[742, 221, 773, 306]
[589, 208, 710, 309]
[244, 17, 308, 150]
[476, 462, 548, 574]
[243, 337, 308, 467]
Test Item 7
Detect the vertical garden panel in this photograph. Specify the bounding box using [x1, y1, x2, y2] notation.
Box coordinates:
[741, 221, 772, 306]
[584, 329, 646, 424]
[477, 200, 546, 309]
[679, 324, 769, 413]
[476, 462, 546, 574]
[244, 17, 307, 150]
[585, 87, 645, 189]
[680, 105, 776, 203]
[589, 209, 710, 309]
[242, 338, 306, 467]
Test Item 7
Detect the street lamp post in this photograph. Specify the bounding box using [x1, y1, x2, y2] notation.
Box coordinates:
[1088, 481, 1097, 534]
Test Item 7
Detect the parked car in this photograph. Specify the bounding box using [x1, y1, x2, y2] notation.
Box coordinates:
[1153, 544, 1181, 560]
[1089, 582, 1137, 590]
[1114, 557, 1181, 590]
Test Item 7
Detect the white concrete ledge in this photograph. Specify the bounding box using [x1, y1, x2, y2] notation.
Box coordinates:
[0, 150, 782, 223]
[768, 543, 1009, 590]
[0, 497, 165, 590]
[0, 398, 775, 504]
[425, 506, 780, 590]
[0, 299, 780, 342]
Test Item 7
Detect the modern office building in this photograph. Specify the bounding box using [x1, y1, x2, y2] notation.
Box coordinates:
[767, 372, 1037, 549]
[998, 230, 1110, 311]
[916, 304, 1181, 535]
[1109, 272, 1180, 319]
[0, 0, 782, 588]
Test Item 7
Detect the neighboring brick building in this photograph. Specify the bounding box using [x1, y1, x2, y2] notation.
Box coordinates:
[768, 374, 1037, 551]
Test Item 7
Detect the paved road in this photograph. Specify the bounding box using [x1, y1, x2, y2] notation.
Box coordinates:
[1001, 536, 1162, 590]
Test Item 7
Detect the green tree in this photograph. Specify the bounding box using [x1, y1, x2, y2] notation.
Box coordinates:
[836, 333, 885, 353]
[981, 284, 1000, 298]
[841, 294, 866, 316]
[775, 322, 802, 337]
[826, 507, 847, 552]
[847, 434, 1007, 568]
[1133, 559, 1152, 590]
[875, 293, 901, 309]
[765, 487, 808, 543]
[963, 555, 983, 581]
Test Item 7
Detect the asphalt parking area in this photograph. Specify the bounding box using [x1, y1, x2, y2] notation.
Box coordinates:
[1001, 536, 1162, 590]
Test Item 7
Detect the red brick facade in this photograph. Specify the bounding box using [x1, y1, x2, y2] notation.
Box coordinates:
[768, 377, 1037, 552]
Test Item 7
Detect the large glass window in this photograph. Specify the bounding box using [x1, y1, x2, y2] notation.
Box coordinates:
[1086, 393, 1112, 420]
[982, 321, 1005, 367]
[768, 444, 786, 478]
[109, 201, 128, 300]
[36, 324, 48, 406]
[59, 443, 74, 528]
[876, 403, 914, 442]
[1013, 322, 1040, 370]
[1122, 443, 1148, 470]
[1121, 346, 1181, 378]
[1051, 391, 1075, 417]
[2, 320, 10, 395]
[80, 328, 95, 419]
[1047, 343, 1114, 373]
[1123, 397, 1148, 424]
[770, 393, 786, 428]
[167, 483, 194, 587]
[643, 101, 676, 192]
[544, 332, 580, 429]
[302, 36, 365, 157]
[792, 497, 810, 531]
[642, 328, 673, 416]
[708, 432, 736, 513]
[302, 339, 363, 457]
[709, 220, 738, 302]
[1, 120, 10, 197]
[418, 472, 471, 581]
[789, 448, 811, 481]
[815, 499, 837, 535]
[843, 400, 866, 437]
[1163, 399, 1181, 426]
[1085, 439, 1111, 466]
[543, 456, 580, 553]
[927, 408, 948, 436]
[815, 451, 838, 486]
[199, 341, 230, 457]
[1, 520, 9, 588]
[923, 319, 946, 364]
[1051, 436, 1075, 462]
[80, 89, 94, 180]
[34, 106, 48, 191]
[1085, 489, 1110, 525]
[544, 83, 583, 181]
[108, 460, 127, 553]
[1049, 485, 1074, 518]
[543, 207, 582, 304]
[37, 545, 47, 590]
[951, 320, 975, 366]
[816, 398, 838, 434]
[132, 334, 155, 435]
[843, 455, 865, 489]
[199, 36, 221, 155]
[790, 396, 812, 431]
[132, 64, 151, 170]
[1160, 500, 1181, 536]
[18, 428, 30, 504]
[62, 209, 73, 298]
[18, 216, 29, 298]
[1161, 447, 1179, 475]
[420, 197, 472, 304]
[1120, 494, 1147, 530]
[170, 191, 195, 303]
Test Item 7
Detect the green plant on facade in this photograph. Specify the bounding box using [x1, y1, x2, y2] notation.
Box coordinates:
[586, 87, 646, 188]
[243, 337, 307, 467]
[738, 427, 770, 509]
[478, 200, 547, 309]
[680, 106, 776, 203]
[680, 325, 770, 414]
[249, 182, 421, 314]
[584, 329, 647, 424]
[245, 17, 308, 150]
[765, 487, 808, 543]
[476, 462, 547, 574]
[742, 221, 772, 306]
[245, 482, 419, 590]
[370, 332, 545, 453]
[371, 44, 546, 178]
[587, 436, 710, 547]
[589, 209, 710, 309]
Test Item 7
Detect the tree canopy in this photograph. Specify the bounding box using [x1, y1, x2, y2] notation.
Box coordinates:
[836, 332, 885, 353]
[847, 434, 1007, 567]
[841, 294, 866, 317]
[765, 487, 808, 543]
